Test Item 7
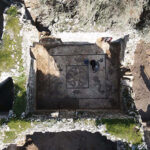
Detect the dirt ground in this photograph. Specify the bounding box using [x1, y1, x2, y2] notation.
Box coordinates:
[131, 41, 150, 149]
[131, 41, 150, 122]
[5, 131, 117, 150]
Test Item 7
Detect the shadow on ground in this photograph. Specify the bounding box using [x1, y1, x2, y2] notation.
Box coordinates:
[139, 105, 150, 122]
[4, 131, 117, 150]
[0, 77, 14, 112]
[140, 65, 150, 91]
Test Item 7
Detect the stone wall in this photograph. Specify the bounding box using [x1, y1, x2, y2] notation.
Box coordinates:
[0, 3, 39, 115]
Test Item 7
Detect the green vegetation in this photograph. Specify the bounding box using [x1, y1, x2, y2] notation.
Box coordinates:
[0, 119, 31, 143]
[96, 118, 142, 145]
[0, 6, 29, 145]
[0, 6, 22, 72]
[6, 6, 18, 17]
[4, 131, 17, 143]
[0, 118, 7, 125]
[0, 6, 26, 117]
[3, 119, 31, 143]
[13, 74, 26, 118]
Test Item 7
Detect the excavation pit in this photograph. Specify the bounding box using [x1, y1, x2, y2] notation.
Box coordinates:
[5, 131, 117, 150]
[31, 39, 121, 111]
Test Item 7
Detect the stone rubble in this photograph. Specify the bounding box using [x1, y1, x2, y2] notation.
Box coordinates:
[0, 115, 147, 150]
[0, 1, 149, 150]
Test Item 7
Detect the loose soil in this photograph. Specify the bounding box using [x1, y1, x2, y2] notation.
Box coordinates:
[132, 41, 150, 149]
[131, 41, 150, 122]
